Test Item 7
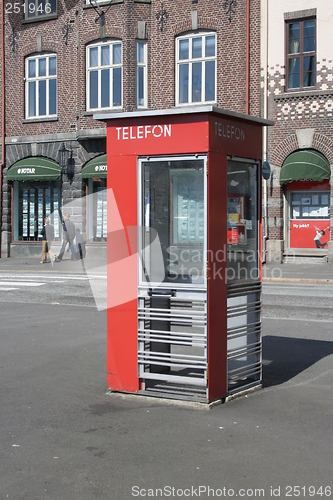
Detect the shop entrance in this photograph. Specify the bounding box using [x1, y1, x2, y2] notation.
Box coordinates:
[280, 150, 331, 251]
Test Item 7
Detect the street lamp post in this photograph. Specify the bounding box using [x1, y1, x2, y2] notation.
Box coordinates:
[59, 142, 75, 180]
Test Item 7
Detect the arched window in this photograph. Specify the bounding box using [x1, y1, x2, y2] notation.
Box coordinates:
[176, 32, 216, 106]
[86, 40, 122, 111]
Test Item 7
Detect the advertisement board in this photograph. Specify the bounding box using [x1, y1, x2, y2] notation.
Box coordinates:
[290, 220, 330, 249]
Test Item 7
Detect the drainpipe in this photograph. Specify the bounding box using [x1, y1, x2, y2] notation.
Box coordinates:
[246, 0, 250, 114]
[262, 0, 269, 262]
[1, 0, 5, 258]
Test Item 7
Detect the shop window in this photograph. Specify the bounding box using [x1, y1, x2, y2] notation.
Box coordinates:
[227, 160, 259, 281]
[25, 54, 57, 118]
[290, 191, 330, 219]
[87, 178, 107, 241]
[14, 182, 62, 241]
[286, 17, 316, 90]
[176, 32, 216, 106]
[136, 40, 147, 108]
[24, 0, 56, 20]
[86, 40, 122, 111]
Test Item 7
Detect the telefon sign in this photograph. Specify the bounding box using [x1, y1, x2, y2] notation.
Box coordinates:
[115, 124, 172, 141]
[214, 121, 245, 141]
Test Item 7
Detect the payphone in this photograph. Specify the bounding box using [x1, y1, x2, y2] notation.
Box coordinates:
[98, 106, 272, 403]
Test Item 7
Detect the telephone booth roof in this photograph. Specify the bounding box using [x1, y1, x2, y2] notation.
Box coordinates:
[95, 106, 273, 159]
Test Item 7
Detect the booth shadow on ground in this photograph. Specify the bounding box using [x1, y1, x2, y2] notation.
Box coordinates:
[262, 336, 333, 387]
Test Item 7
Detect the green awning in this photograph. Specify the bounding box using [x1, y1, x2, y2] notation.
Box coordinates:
[82, 154, 107, 179]
[280, 150, 331, 185]
[7, 157, 62, 181]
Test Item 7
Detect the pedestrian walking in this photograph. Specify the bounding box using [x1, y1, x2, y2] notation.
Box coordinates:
[55, 213, 77, 261]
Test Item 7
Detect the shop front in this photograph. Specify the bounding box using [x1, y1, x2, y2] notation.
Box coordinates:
[98, 106, 272, 403]
[280, 150, 331, 251]
[7, 157, 63, 255]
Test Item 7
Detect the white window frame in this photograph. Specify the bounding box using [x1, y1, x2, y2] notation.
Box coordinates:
[175, 32, 217, 107]
[85, 0, 113, 4]
[25, 53, 57, 119]
[86, 40, 123, 112]
[136, 40, 148, 109]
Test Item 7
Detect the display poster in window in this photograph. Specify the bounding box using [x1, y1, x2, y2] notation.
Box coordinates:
[227, 195, 245, 245]
[290, 190, 330, 248]
[53, 189, 60, 238]
[23, 189, 28, 238]
[96, 186, 103, 238]
[38, 188, 44, 238]
[321, 194, 329, 205]
[45, 188, 51, 218]
[293, 207, 300, 218]
[102, 188, 107, 238]
[290, 220, 330, 249]
[171, 170, 204, 245]
[29, 190, 35, 238]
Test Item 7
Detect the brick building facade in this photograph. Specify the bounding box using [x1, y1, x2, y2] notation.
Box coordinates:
[261, 0, 333, 263]
[0, 0, 261, 258]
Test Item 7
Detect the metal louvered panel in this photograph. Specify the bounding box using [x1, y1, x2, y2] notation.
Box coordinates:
[227, 280, 262, 394]
[138, 289, 208, 400]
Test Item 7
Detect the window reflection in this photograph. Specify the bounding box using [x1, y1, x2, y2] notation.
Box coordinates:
[141, 158, 205, 285]
[227, 161, 258, 281]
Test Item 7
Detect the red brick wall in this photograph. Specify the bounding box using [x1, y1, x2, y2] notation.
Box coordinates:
[3, 0, 261, 138]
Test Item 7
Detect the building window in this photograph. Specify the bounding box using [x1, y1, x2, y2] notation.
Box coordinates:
[136, 41, 147, 108]
[86, 41, 122, 111]
[25, 54, 57, 119]
[176, 32, 216, 106]
[24, 0, 57, 20]
[286, 18, 316, 90]
[290, 191, 330, 220]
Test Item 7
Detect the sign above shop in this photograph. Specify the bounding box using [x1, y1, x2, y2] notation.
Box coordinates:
[7, 157, 62, 181]
[82, 154, 107, 179]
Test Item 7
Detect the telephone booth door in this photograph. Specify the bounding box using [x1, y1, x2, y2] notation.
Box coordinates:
[137, 156, 208, 401]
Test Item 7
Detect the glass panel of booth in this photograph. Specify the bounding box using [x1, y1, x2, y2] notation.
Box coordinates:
[227, 160, 259, 281]
[139, 157, 207, 286]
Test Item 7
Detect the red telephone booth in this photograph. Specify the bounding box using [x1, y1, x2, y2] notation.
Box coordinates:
[98, 106, 272, 403]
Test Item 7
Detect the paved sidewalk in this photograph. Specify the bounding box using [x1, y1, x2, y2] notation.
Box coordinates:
[262, 261, 333, 284]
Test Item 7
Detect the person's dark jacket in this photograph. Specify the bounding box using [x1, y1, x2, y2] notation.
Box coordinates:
[63, 219, 75, 243]
[42, 223, 54, 242]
